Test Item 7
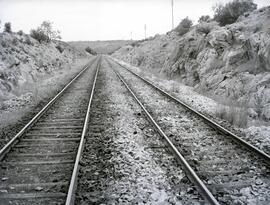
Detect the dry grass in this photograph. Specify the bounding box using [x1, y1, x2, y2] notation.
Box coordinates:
[216, 104, 248, 127]
[212, 94, 249, 128]
[171, 82, 180, 93]
[113, 57, 253, 128]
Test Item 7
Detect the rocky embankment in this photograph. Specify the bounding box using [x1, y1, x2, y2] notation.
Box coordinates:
[112, 6, 270, 126]
[0, 32, 86, 103]
[0, 31, 91, 148]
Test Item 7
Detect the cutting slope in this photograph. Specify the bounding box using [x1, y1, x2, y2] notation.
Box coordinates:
[112, 6, 270, 125]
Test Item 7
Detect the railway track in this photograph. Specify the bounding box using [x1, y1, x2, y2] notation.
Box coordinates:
[106, 57, 270, 205]
[0, 56, 100, 204]
[75, 58, 205, 204]
[1, 54, 269, 204]
[74, 58, 118, 204]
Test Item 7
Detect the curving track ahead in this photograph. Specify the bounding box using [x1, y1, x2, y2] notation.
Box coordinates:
[0, 56, 101, 205]
[106, 56, 270, 205]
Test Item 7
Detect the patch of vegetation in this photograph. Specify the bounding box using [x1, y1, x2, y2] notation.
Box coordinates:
[4, 22, 12, 33]
[85, 46, 97, 55]
[175, 17, 193, 36]
[131, 41, 139, 47]
[216, 103, 248, 127]
[24, 36, 33, 46]
[196, 23, 213, 35]
[30, 29, 49, 43]
[56, 45, 64, 53]
[17, 30, 24, 36]
[198, 15, 211, 23]
[213, 0, 257, 26]
[30, 21, 61, 43]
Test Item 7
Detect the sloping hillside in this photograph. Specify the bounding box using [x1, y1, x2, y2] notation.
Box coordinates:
[112, 6, 270, 126]
[113, 34, 178, 72]
[0, 32, 87, 104]
[69, 40, 133, 54]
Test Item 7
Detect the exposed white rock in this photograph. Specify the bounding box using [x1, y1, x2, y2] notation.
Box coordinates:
[112, 6, 270, 125]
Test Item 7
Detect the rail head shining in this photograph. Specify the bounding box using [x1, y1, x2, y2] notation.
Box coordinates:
[65, 56, 101, 205]
[109, 63, 220, 205]
[0, 57, 98, 161]
[110, 57, 270, 165]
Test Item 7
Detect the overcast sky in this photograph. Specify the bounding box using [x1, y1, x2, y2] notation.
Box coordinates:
[0, 0, 269, 41]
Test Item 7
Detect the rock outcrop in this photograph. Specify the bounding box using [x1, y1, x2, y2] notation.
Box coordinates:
[113, 6, 270, 122]
[162, 7, 270, 121]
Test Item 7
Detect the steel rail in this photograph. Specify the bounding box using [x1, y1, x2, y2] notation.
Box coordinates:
[109, 57, 270, 165]
[0, 57, 99, 161]
[65, 56, 101, 205]
[110, 64, 220, 205]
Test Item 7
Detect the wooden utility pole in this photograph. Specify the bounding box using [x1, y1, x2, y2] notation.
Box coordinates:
[171, 0, 174, 29]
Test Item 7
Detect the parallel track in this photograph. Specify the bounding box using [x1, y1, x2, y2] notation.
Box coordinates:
[0, 56, 100, 204]
[107, 57, 270, 205]
[109, 57, 270, 164]
[1, 55, 269, 204]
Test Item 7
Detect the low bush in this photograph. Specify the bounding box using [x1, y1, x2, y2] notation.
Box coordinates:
[198, 15, 211, 23]
[30, 29, 49, 43]
[39, 21, 61, 41]
[85, 46, 97, 55]
[131, 41, 139, 47]
[196, 23, 212, 35]
[175, 17, 193, 36]
[24, 36, 33, 45]
[4, 22, 12, 33]
[17, 30, 23, 35]
[213, 0, 257, 26]
[56, 45, 64, 53]
[30, 21, 61, 43]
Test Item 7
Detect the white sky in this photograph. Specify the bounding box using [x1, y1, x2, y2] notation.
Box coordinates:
[0, 0, 269, 41]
